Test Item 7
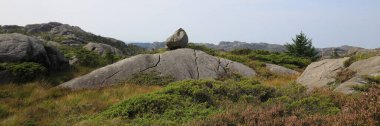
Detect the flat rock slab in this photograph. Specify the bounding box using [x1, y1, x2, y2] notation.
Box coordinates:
[297, 57, 349, 90]
[334, 56, 380, 94]
[266, 63, 300, 75]
[59, 48, 256, 90]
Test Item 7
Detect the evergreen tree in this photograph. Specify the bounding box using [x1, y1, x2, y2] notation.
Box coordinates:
[285, 32, 319, 61]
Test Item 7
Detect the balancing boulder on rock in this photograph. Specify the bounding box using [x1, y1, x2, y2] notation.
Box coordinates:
[166, 28, 188, 50]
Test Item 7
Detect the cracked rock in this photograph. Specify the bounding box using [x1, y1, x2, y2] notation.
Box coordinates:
[297, 57, 349, 90]
[58, 48, 256, 90]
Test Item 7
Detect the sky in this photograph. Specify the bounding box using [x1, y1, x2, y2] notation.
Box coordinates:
[0, 0, 379, 48]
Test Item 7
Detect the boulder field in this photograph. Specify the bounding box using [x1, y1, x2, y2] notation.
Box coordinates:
[59, 48, 256, 90]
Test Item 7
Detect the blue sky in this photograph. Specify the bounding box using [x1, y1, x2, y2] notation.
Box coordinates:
[1, 0, 379, 48]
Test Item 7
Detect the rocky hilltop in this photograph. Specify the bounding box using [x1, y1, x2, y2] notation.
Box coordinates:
[297, 55, 380, 94]
[131, 41, 376, 58]
[0, 22, 144, 56]
[59, 48, 256, 90]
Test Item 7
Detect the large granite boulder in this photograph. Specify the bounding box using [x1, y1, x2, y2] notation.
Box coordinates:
[59, 48, 256, 90]
[296, 57, 349, 90]
[0, 33, 68, 70]
[83, 42, 124, 56]
[266, 63, 300, 75]
[166, 28, 188, 50]
[334, 56, 380, 93]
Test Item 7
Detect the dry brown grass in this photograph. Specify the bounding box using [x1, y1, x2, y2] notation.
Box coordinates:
[0, 82, 161, 125]
[261, 74, 299, 87]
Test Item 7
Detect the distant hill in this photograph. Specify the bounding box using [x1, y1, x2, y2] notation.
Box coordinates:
[130, 41, 377, 59]
[130, 42, 166, 50]
[130, 41, 286, 52]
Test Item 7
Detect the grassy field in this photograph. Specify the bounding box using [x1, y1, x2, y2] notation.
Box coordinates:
[1, 47, 379, 125]
[0, 82, 161, 125]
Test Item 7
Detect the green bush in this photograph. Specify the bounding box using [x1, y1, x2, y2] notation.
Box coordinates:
[0, 62, 47, 82]
[60, 46, 104, 67]
[352, 75, 380, 92]
[286, 96, 340, 116]
[219, 49, 311, 70]
[249, 53, 311, 69]
[93, 79, 277, 125]
[127, 71, 175, 86]
[363, 75, 380, 84]
[0, 105, 9, 119]
[344, 52, 378, 67]
[187, 43, 217, 56]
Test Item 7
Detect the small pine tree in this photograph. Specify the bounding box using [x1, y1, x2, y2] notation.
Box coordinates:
[285, 32, 319, 61]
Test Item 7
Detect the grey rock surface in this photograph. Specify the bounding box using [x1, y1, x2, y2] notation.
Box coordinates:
[334, 56, 380, 93]
[266, 63, 300, 75]
[296, 57, 349, 90]
[166, 28, 188, 50]
[83, 42, 124, 56]
[59, 48, 256, 90]
[0, 33, 68, 70]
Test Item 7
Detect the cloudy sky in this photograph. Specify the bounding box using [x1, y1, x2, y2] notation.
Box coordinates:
[1, 0, 379, 48]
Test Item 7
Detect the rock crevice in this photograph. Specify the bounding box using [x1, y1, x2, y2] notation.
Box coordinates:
[193, 49, 200, 79]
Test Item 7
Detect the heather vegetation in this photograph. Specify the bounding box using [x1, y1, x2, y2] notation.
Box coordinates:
[1, 30, 379, 126]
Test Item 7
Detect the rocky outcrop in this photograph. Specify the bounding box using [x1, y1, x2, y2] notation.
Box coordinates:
[0, 33, 68, 70]
[59, 48, 256, 90]
[318, 45, 375, 59]
[296, 57, 349, 90]
[266, 63, 300, 75]
[166, 28, 188, 50]
[334, 56, 380, 93]
[297, 56, 380, 94]
[83, 42, 124, 56]
[25, 22, 63, 34]
[0, 22, 140, 55]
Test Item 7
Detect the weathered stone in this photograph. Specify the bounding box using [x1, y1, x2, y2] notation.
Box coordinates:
[0, 33, 68, 70]
[296, 57, 349, 90]
[266, 63, 300, 75]
[59, 48, 256, 90]
[166, 28, 188, 50]
[83, 42, 124, 56]
[334, 56, 380, 94]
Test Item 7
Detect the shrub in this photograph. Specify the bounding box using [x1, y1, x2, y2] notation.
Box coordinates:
[0, 62, 47, 83]
[0, 105, 9, 119]
[363, 75, 380, 84]
[335, 69, 356, 84]
[221, 49, 311, 70]
[60, 46, 104, 67]
[230, 48, 254, 55]
[187, 43, 217, 56]
[249, 53, 311, 69]
[127, 71, 175, 86]
[92, 79, 277, 125]
[286, 96, 340, 116]
[352, 75, 380, 92]
[344, 52, 378, 67]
